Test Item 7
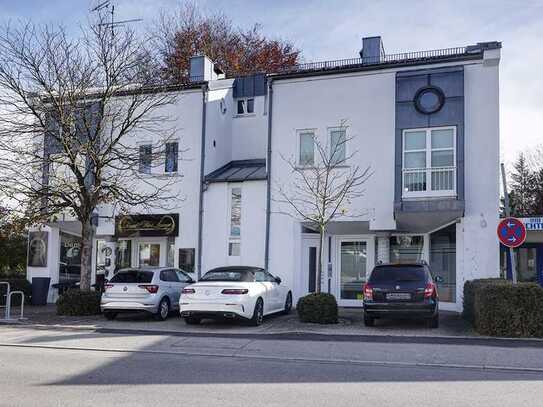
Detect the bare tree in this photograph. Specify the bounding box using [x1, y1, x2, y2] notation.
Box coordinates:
[0, 12, 182, 291]
[275, 120, 372, 293]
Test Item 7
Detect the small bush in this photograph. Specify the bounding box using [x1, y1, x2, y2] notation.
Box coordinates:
[296, 293, 338, 324]
[474, 282, 543, 337]
[56, 289, 101, 316]
[0, 277, 31, 306]
[462, 278, 509, 324]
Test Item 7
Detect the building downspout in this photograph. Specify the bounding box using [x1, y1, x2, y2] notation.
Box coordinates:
[264, 80, 273, 270]
[197, 84, 208, 279]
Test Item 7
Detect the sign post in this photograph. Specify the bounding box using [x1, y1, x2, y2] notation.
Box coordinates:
[500, 164, 525, 284]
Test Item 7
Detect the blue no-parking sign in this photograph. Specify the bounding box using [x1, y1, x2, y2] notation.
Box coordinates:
[497, 217, 527, 248]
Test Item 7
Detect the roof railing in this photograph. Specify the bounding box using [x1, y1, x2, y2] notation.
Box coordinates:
[277, 46, 476, 75]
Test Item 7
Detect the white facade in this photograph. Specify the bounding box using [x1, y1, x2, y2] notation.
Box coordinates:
[29, 38, 501, 312]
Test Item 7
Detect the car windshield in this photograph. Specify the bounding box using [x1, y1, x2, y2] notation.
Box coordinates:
[369, 266, 427, 283]
[109, 269, 154, 284]
[200, 270, 255, 282]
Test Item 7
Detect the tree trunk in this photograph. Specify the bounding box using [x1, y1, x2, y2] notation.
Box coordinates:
[316, 226, 325, 294]
[79, 219, 94, 292]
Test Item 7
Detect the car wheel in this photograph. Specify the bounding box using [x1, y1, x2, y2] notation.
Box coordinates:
[428, 314, 439, 329]
[185, 317, 201, 325]
[249, 298, 264, 326]
[154, 298, 170, 321]
[283, 292, 293, 315]
[364, 314, 375, 327]
[103, 311, 117, 320]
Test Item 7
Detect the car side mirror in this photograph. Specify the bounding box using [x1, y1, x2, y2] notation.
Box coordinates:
[434, 275, 444, 283]
[275, 277, 282, 285]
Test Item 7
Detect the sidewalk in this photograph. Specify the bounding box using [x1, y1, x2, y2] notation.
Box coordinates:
[4, 304, 474, 338]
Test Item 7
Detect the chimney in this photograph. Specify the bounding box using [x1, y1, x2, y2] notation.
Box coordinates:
[360, 36, 385, 64]
[189, 55, 224, 82]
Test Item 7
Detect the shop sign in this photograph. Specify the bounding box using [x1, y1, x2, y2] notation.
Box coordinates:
[520, 217, 543, 231]
[115, 214, 179, 237]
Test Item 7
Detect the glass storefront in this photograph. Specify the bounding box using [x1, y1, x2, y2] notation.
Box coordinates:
[430, 224, 456, 302]
[59, 232, 81, 284]
[500, 247, 539, 283]
[139, 243, 160, 267]
[340, 241, 367, 300]
[116, 240, 131, 269]
[389, 235, 424, 263]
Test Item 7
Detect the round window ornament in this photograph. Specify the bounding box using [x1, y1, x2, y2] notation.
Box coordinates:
[414, 86, 445, 114]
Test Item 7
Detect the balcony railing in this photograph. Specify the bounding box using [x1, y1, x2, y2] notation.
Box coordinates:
[277, 47, 475, 75]
[402, 167, 456, 198]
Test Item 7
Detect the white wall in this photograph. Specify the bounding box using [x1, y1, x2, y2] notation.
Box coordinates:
[231, 95, 268, 161]
[202, 180, 267, 274]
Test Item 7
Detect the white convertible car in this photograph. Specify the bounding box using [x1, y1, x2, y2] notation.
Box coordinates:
[179, 266, 292, 326]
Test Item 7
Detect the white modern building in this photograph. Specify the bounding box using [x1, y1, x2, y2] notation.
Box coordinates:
[27, 36, 501, 312]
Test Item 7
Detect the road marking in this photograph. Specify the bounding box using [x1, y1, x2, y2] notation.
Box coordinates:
[1, 342, 543, 375]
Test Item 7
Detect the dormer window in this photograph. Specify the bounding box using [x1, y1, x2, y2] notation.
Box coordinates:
[236, 98, 254, 115]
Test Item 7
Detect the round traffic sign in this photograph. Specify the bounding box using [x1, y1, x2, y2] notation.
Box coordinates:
[497, 217, 526, 248]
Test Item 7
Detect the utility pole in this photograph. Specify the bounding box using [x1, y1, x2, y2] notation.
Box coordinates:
[501, 163, 518, 284]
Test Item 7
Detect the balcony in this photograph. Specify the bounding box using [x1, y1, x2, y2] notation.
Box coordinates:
[402, 166, 456, 198]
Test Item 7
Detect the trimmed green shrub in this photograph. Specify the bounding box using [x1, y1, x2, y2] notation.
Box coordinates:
[56, 289, 101, 316]
[0, 277, 31, 306]
[297, 293, 338, 324]
[462, 278, 509, 324]
[474, 282, 543, 337]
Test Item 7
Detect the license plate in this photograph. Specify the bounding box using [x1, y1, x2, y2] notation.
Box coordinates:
[386, 292, 411, 301]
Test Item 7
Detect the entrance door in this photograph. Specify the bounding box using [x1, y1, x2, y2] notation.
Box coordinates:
[301, 236, 320, 295]
[337, 237, 374, 306]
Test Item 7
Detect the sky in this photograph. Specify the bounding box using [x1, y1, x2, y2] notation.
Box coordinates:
[1, 0, 542, 165]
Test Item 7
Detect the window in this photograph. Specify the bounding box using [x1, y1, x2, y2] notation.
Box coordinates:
[175, 269, 192, 282]
[178, 248, 195, 273]
[229, 187, 242, 256]
[299, 131, 315, 166]
[109, 269, 153, 284]
[160, 269, 180, 282]
[236, 98, 254, 115]
[329, 128, 346, 164]
[389, 235, 424, 263]
[139, 144, 152, 174]
[116, 240, 131, 269]
[139, 243, 160, 267]
[164, 142, 178, 173]
[402, 127, 456, 196]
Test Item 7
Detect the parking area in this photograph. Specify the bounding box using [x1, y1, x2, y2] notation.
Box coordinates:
[4, 305, 474, 337]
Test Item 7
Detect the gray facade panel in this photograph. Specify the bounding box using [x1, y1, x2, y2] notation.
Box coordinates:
[394, 66, 465, 207]
[233, 74, 267, 98]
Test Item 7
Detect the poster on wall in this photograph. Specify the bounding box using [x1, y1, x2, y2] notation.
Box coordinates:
[27, 231, 48, 267]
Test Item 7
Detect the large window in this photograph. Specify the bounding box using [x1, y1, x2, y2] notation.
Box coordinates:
[229, 187, 242, 256]
[116, 240, 131, 269]
[139, 144, 152, 174]
[389, 235, 424, 264]
[164, 142, 178, 173]
[299, 130, 315, 166]
[178, 248, 195, 273]
[329, 128, 346, 165]
[402, 127, 456, 197]
[430, 224, 456, 302]
[139, 243, 160, 266]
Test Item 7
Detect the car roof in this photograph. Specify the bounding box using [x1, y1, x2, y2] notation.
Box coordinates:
[374, 263, 427, 268]
[117, 267, 173, 273]
[206, 266, 264, 273]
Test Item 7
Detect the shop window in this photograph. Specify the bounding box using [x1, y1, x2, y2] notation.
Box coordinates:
[59, 233, 82, 284]
[139, 243, 160, 267]
[430, 224, 456, 302]
[389, 235, 424, 264]
[178, 248, 195, 273]
[516, 248, 538, 283]
[116, 240, 131, 269]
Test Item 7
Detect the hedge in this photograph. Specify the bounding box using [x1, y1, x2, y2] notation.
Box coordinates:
[464, 278, 543, 338]
[0, 277, 32, 306]
[56, 289, 101, 316]
[297, 293, 338, 324]
[462, 278, 509, 324]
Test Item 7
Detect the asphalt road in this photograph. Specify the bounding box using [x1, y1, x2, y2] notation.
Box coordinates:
[1, 327, 543, 406]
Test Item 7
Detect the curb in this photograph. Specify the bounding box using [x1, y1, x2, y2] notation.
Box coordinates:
[5, 322, 543, 348]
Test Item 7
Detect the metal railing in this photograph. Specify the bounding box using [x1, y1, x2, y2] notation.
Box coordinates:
[0, 281, 26, 322]
[402, 166, 456, 196]
[278, 47, 473, 75]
